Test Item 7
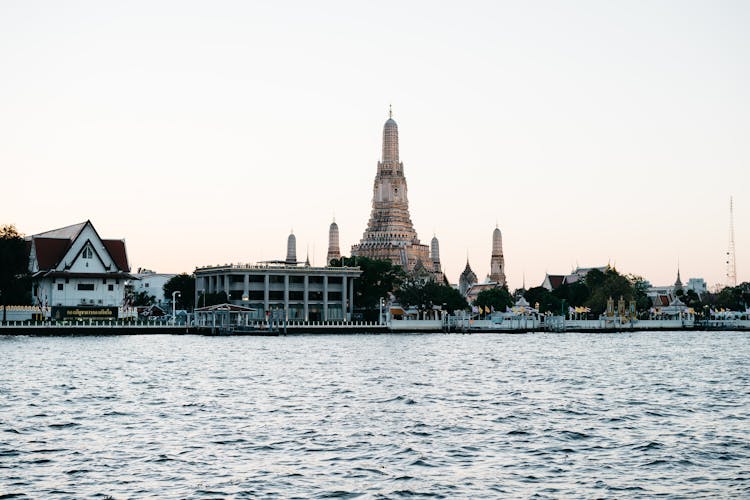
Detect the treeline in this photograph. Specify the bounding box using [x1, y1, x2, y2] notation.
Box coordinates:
[521, 268, 651, 316]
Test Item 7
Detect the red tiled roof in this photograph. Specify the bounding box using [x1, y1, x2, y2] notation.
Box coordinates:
[547, 275, 565, 289]
[32, 238, 71, 271]
[103, 239, 130, 272]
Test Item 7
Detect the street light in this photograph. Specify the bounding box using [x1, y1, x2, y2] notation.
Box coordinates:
[172, 291, 181, 326]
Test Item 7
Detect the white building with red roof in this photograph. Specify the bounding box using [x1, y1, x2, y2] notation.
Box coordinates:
[26, 221, 134, 318]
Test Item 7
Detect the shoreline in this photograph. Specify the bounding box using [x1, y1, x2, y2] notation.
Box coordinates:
[0, 325, 748, 336]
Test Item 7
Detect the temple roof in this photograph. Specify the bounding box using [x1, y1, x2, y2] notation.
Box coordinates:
[28, 221, 130, 273]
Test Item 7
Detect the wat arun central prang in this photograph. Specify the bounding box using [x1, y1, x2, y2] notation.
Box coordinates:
[351, 108, 431, 273]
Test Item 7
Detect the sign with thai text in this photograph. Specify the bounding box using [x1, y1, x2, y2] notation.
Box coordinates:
[52, 306, 119, 320]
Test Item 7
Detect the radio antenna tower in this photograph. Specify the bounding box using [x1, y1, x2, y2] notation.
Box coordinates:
[727, 196, 737, 287]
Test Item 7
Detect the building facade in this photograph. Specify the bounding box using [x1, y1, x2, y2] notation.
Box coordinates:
[351, 109, 431, 272]
[194, 263, 362, 322]
[130, 271, 176, 305]
[26, 220, 133, 318]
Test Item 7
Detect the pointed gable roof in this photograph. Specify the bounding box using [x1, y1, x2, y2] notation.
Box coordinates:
[545, 274, 565, 290]
[33, 221, 88, 240]
[32, 238, 72, 270]
[102, 240, 130, 272]
[28, 220, 130, 273]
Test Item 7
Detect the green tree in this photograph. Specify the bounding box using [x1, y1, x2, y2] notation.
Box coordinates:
[132, 290, 156, 307]
[712, 282, 750, 311]
[628, 274, 652, 312]
[163, 273, 196, 310]
[331, 256, 406, 313]
[585, 268, 635, 316]
[437, 284, 469, 313]
[0, 224, 31, 324]
[475, 287, 513, 312]
[196, 291, 228, 308]
[584, 268, 606, 289]
[524, 286, 561, 314]
[395, 280, 467, 313]
[552, 282, 590, 307]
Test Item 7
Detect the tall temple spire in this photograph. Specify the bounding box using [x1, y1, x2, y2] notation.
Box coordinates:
[352, 110, 431, 273]
[430, 234, 445, 283]
[382, 107, 400, 164]
[286, 231, 297, 265]
[327, 219, 341, 265]
[489, 226, 507, 286]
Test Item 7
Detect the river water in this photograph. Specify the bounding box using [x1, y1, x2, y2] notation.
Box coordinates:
[1, 331, 748, 498]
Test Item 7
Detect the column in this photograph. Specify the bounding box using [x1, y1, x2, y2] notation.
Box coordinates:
[224, 275, 230, 302]
[283, 275, 289, 321]
[263, 274, 269, 315]
[303, 275, 309, 322]
[341, 274, 347, 322]
[323, 275, 329, 322]
[348, 277, 354, 322]
[243, 274, 249, 302]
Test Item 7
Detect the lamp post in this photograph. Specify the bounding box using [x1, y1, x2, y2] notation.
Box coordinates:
[172, 291, 180, 326]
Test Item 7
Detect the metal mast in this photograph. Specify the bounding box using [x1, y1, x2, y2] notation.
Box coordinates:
[727, 196, 737, 287]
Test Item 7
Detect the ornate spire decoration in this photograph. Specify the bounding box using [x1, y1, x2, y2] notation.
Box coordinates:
[459, 259, 478, 297]
[430, 234, 445, 283]
[351, 108, 431, 273]
[286, 231, 297, 265]
[489, 226, 507, 286]
[381, 107, 400, 164]
[327, 219, 341, 265]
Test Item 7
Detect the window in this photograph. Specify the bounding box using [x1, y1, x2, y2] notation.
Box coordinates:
[82, 246, 93, 259]
[269, 275, 284, 284]
[248, 291, 264, 300]
[249, 275, 264, 283]
[145, 283, 150, 287]
[77, 283, 95, 291]
[289, 291, 304, 301]
[102, 278, 107, 284]
[269, 291, 284, 301]
[290, 276, 304, 284]
[57, 283, 64, 291]
[108, 284, 114, 291]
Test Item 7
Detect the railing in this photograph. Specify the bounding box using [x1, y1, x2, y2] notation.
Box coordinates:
[0, 319, 386, 329]
[0, 320, 184, 328]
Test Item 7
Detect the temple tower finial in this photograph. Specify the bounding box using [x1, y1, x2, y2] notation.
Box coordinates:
[490, 226, 506, 286]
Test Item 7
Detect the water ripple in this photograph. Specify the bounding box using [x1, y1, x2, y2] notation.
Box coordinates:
[0, 331, 748, 497]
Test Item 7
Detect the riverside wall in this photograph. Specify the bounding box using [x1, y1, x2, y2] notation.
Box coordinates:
[1, 319, 748, 335]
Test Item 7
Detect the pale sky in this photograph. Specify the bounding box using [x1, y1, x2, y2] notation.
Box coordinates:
[1, 1, 748, 290]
